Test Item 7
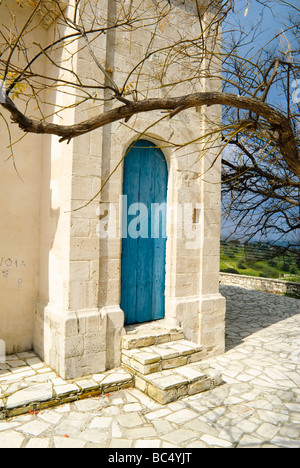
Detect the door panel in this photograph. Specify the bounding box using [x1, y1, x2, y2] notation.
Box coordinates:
[121, 140, 168, 325]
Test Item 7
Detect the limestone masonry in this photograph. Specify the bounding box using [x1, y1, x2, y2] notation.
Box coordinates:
[0, 1, 225, 381]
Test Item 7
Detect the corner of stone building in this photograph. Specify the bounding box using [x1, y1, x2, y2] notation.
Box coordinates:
[33, 302, 114, 380]
[100, 305, 125, 371]
[198, 293, 226, 357]
[165, 291, 226, 359]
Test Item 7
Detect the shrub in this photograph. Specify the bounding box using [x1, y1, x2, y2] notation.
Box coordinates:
[237, 258, 247, 269]
[222, 268, 240, 274]
[281, 261, 290, 272]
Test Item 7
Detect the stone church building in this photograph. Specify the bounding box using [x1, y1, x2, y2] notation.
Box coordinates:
[0, 0, 225, 381]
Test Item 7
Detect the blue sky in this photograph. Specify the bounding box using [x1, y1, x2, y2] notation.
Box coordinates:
[221, 1, 299, 245]
[221, 1, 298, 112]
[224, 0, 297, 66]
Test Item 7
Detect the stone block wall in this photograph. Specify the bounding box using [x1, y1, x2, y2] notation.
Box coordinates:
[220, 273, 300, 298]
[1, 0, 226, 379]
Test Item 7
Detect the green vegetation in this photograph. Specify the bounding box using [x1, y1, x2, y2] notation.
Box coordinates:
[220, 241, 300, 283]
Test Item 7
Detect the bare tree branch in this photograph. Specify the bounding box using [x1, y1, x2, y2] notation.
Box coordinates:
[2, 89, 299, 176]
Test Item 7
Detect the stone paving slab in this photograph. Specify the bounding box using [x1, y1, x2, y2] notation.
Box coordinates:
[0, 286, 300, 448]
[0, 354, 133, 419]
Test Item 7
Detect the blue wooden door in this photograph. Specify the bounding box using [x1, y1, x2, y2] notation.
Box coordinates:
[121, 140, 168, 325]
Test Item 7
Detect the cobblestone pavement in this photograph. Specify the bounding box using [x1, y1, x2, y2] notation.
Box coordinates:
[0, 285, 299, 448]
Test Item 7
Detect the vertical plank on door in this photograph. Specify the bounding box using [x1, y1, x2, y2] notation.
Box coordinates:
[121, 145, 141, 324]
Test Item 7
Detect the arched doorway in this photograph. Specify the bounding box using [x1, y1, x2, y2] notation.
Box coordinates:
[121, 140, 168, 325]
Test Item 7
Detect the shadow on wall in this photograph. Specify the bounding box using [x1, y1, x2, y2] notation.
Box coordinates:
[33, 132, 60, 359]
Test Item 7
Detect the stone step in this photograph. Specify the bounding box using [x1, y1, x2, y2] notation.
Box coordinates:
[121, 339, 205, 375]
[133, 363, 223, 405]
[122, 325, 184, 350]
[121, 327, 223, 405]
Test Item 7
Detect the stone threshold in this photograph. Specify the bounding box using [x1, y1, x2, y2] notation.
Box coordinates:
[122, 323, 185, 350]
[0, 351, 133, 420]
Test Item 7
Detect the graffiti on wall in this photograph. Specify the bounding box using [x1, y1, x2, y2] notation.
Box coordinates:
[0, 257, 26, 288]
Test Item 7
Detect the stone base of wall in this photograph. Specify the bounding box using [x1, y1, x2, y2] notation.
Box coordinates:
[220, 273, 300, 298]
[33, 294, 226, 380]
[33, 303, 109, 380]
[165, 293, 226, 357]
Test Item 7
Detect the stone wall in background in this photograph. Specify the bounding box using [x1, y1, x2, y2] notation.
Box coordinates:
[220, 273, 300, 298]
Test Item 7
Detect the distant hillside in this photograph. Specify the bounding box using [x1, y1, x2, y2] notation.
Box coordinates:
[220, 241, 300, 283]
